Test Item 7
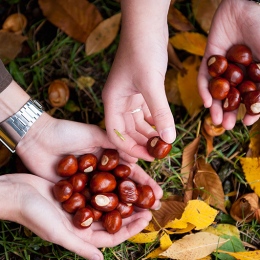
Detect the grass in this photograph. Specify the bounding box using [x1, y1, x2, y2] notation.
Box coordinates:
[1, 0, 260, 259]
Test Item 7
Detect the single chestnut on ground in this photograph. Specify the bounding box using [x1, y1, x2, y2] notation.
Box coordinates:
[226, 44, 253, 66]
[243, 90, 260, 115]
[208, 77, 230, 100]
[146, 136, 172, 159]
[207, 55, 228, 77]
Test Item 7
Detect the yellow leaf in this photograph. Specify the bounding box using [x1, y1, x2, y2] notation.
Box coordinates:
[144, 222, 156, 232]
[218, 250, 260, 260]
[167, 200, 218, 230]
[168, 223, 196, 234]
[143, 247, 166, 259]
[169, 32, 207, 56]
[128, 231, 159, 244]
[160, 232, 228, 260]
[76, 76, 95, 89]
[203, 224, 240, 239]
[177, 55, 204, 116]
[160, 233, 172, 250]
[248, 119, 260, 158]
[86, 13, 121, 55]
[240, 158, 260, 196]
[166, 218, 188, 229]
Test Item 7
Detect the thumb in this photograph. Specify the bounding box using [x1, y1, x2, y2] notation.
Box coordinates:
[143, 86, 176, 144]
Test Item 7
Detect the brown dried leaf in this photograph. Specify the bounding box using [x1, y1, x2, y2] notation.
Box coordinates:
[247, 119, 260, 158]
[192, 0, 221, 34]
[151, 198, 186, 230]
[38, 0, 103, 43]
[0, 31, 27, 64]
[201, 127, 214, 157]
[194, 158, 227, 214]
[230, 193, 259, 223]
[168, 5, 195, 31]
[165, 69, 182, 106]
[86, 13, 121, 55]
[177, 55, 204, 116]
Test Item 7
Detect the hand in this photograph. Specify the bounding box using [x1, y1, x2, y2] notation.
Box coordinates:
[102, 0, 176, 161]
[198, 0, 260, 129]
[2, 173, 154, 260]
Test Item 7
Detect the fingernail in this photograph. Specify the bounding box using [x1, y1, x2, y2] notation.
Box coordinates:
[91, 254, 101, 260]
[160, 127, 176, 143]
[154, 201, 161, 211]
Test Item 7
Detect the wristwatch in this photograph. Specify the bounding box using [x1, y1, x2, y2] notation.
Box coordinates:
[0, 99, 43, 153]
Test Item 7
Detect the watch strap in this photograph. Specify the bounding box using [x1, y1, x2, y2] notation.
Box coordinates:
[0, 99, 43, 153]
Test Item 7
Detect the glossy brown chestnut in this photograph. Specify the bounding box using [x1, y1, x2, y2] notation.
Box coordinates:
[208, 77, 230, 100]
[226, 44, 253, 66]
[207, 55, 228, 77]
[89, 172, 117, 194]
[117, 179, 139, 204]
[69, 172, 88, 192]
[247, 63, 260, 83]
[203, 114, 225, 137]
[62, 192, 86, 213]
[134, 185, 155, 209]
[243, 90, 260, 115]
[98, 149, 119, 171]
[80, 187, 92, 201]
[116, 202, 134, 218]
[73, 207, 94, 228]
[146, 136, 172, 159]
[113, 164, 131, 178]
[91, 193, 119, 212]
[53, 180, 73, 202]
[237, 80, 257, 98]
[78, 153, 98, 173]
[102, 210, 122, 234]
[57, 155, 78, 177]
[86, 205, 103, 221]
[223, 63, 244, 87]
[222, 87, 241, 112]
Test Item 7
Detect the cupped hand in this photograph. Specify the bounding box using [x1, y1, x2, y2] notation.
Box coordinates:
[102, 27, 176, 161]
[4, 173, 153, 260]
[198, 0, 260, 129]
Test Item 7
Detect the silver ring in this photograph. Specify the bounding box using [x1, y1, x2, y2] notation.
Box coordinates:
[131, 108, 142, 114]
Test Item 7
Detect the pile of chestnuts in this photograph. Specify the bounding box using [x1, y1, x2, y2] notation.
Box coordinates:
[53, 149, 156, 234]
[207, 44, 260, 115]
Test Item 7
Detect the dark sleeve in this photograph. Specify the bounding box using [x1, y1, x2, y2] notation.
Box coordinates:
[0, 60, 13, 94]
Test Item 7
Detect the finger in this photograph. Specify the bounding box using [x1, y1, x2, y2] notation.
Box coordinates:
[242, 114, 260, 126]
[142, 103, 155, 126]
[222, 110, 237, 130]
[209, 99, 223, 126]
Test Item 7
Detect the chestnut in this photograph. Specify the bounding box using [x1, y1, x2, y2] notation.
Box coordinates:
[203, 114, 225, 137]
[69, 172, 88, 192]
[73, 207, 94, 228]
[243, 90, 260, 115]
[226, 44, 253, 66]
[102, 210, 122, 234]
[207, 55, 228, 77]
[89, 172, 117, 194]
[86, 205, 103, 221]
[247, 63, 260, 83]
[237, 80, 257, 98]
[91, 193, 119, 212]
[146, 136, 172, 159]
[57, 155, 78, 177]
[78, 153, 97, 173]
[223, 87, 241, 112]
[117, 179, 139, 204]
[208, 77, 230, 100]
[62, 192, 86, 214]
[53, 180, 73, 202]
[80, 187, 92, 201]
[134, 185, 155, 209]
[98, 149, 119, 171]
[116, 202, 134, 218]
[113, 164, 131, 179]
[223, 63, 244, 87]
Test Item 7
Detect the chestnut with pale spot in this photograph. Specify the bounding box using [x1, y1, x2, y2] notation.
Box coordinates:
[243, 90, 260, 115]
[146, 136, 172, 159]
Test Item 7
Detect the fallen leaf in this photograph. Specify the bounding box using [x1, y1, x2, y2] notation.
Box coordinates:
[194, 157, 227, 213]
[191, 0, 221, 34]
[38, 0, 103, 43]
[160, 232, 228, 260]
[143, 247, 165, 259]
[236, 103, 247, 121]
[203, 224, 240, 239]
[169, 32, 207, 56]
[177, 55, 204, 116]
[86, 13, 121, 55]
[0, 31, 27, 63]
[240, 158, 260, 196]
[160, 232, 172, 250]
[247, 119, 260, 158]
[77, 76, 95, 89]
[166, 200, 218, 230]
[201, 127, 214, 156]
[168, 5, 195, 31]
[217, 250, 260, 260]
[128, 231, 159, 244]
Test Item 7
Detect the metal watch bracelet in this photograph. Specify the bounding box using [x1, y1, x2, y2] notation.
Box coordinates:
[0, 99, 43, 153]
